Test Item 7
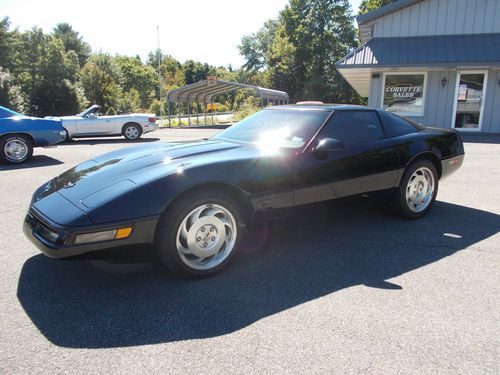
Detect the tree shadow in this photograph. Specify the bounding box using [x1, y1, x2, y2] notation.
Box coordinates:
[17, 199, 499, 349]
[0, 155, 63, 171]
[63, 137, 160, 145]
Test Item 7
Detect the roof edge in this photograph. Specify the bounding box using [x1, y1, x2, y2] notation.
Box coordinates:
[356, 0, 425, 24]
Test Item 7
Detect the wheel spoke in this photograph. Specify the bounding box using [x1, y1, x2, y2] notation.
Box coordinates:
[175, 203, 237, 271]
[405, 167, 435, 213]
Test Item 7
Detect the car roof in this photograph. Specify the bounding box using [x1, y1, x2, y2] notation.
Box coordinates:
[266, 104, 376, 112]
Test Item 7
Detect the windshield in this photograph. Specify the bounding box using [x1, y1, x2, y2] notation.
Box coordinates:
[0, 106, 22, 118]
[77, 105, 100, 117]
[213, 109, 331, 149]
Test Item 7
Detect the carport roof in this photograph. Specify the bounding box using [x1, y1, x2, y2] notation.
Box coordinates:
[166, 79, 289, 104]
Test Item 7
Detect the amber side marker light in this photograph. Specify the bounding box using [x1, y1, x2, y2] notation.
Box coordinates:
[115, 227, 133, 239]
[74, 227, 133, 245]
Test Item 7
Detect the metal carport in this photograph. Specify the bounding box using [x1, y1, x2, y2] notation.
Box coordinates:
[166, 78, 289, 126]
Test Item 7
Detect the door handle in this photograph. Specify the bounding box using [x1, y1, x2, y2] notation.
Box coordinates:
[105, 120, 111, 122]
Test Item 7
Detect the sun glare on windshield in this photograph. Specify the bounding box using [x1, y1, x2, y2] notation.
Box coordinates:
[214, 109, 330, 150]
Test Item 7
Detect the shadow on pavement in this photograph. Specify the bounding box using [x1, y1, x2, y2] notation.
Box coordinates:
[462, 134, 500, 144]
[0, 155, 63, 171]
[17, 198, 500, 348]
[62, 137, 160, 145]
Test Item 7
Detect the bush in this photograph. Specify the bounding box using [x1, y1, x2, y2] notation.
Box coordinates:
[234, 96, 260, 122]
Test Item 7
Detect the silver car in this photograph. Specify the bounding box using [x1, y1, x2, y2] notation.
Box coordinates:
[53, 105, 158, 141]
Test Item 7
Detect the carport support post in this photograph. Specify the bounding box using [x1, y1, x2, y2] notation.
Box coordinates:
[204, 102, 207, 125]
[187, 101, 191, 126]
[211, 100, 214, 125]
[167, 100, 171, 128]
[178, 104, 181, 127]
[196, 103, 199, 126]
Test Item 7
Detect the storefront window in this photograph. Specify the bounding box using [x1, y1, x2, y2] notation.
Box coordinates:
[383, 73, 426, 116]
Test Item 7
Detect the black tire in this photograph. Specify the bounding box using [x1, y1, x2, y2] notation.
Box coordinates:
[0, 134, 33, 164]
[63, 129, 72, 143]
[391, 159, 439, 219]
[122, 123, 142, 141]
[154, 191, 244, 278]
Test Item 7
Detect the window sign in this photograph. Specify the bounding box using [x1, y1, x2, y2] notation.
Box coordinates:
[458, 84, 467, 101]
[383, 73, 426, 116]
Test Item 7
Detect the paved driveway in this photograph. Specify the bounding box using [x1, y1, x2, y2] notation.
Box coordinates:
[0, 130, 499, 374]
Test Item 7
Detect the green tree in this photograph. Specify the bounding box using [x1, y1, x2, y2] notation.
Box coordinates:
[239, 19, 278, 72]
[80, 53, 123, 113]
[358, 0, 395, 14]
[0, 67, 25, 111]
[31, 38, 82, 115]
[0, 17, 21, 73]
[116, 55, 158, 109]
[183, 60, 215, 84]
[52, 23, 91, 66]
[239, 0, 361, 103]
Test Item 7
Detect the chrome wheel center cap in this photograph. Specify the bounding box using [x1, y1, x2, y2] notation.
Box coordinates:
[186, 217, 225, 258]
[195, 224, 218, 249]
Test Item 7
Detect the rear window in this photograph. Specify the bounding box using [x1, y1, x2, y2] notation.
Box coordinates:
[379, 111, 419, 138]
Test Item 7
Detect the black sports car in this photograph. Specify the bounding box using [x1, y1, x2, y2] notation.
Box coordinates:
[24, 105, 464, 277]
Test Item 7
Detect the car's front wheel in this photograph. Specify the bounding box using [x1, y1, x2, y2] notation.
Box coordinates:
[122, 123, 142, 141]
[0, 134, 33, 164]
[392, 159, 438, 219]
[155, 192, 243, 277]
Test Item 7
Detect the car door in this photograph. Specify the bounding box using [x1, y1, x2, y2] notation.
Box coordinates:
[293, 110, 401, 206]
[76, 114, 115, 135]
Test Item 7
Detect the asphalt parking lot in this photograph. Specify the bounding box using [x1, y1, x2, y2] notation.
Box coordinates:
[1, 129, 499, 374]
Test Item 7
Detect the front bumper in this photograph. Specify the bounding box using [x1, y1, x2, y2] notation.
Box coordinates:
[23, 207, 159, 258]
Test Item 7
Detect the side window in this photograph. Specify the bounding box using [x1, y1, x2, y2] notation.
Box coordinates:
[319, 110, 384, 146]
[378, 111, 418, 138]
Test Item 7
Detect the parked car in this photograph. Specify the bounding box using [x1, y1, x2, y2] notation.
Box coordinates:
[51, 105, 158, 141]
[24, 105, 464, 277]
[0, 106, 66, 164]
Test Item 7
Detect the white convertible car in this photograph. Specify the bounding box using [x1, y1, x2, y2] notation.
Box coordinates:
[55, 105, 158, 141]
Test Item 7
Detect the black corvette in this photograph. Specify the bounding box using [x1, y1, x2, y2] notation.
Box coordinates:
[24, 105, 464, 277]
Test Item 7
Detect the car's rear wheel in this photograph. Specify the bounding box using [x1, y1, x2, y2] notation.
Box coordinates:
[0, 135, 33, 164]
[392, 160, 438, 219]
[155, 192, 243, 277]
[122, 123, 142, 141]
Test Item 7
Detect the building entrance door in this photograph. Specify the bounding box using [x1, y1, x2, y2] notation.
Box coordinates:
[452, 71, 487, 131]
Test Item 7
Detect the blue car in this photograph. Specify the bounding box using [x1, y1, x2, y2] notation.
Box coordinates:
[0, 106, 66, 164]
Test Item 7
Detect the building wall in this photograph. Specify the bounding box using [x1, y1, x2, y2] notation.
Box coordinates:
[367, 69, 500, 132]
[365, 0, 500, 40]
[482, 70, 500, 133]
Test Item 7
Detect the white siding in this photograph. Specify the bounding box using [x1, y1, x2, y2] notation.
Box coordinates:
[371, 0, 500, 39]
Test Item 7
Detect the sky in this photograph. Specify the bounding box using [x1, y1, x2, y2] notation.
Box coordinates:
[1, 0, 362, 68]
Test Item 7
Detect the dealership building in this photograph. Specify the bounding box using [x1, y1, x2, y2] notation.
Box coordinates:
[336, 0, 500, 133]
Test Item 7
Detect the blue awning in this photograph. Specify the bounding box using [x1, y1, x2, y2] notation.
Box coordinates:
[336, 34, 500, 68]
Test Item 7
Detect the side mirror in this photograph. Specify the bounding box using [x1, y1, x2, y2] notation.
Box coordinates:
[87, 113, 96, 119]
[313, 138, 345, 153]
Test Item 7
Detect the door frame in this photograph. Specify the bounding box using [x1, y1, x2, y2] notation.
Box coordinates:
[451, 70, 488, 132]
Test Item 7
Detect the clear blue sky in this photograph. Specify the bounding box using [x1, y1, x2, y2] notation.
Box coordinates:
[0, 0, 362, 68]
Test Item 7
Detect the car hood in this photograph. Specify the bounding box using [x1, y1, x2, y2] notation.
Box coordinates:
[36, 139, 253, 207]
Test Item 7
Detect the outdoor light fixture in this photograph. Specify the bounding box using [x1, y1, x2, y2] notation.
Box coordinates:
[441, 77, 447, 87]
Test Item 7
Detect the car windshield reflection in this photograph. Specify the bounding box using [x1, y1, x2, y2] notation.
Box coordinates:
[213, 109, 330, 150]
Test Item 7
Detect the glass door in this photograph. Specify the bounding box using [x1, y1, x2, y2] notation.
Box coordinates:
[452, 72, 487, 130]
